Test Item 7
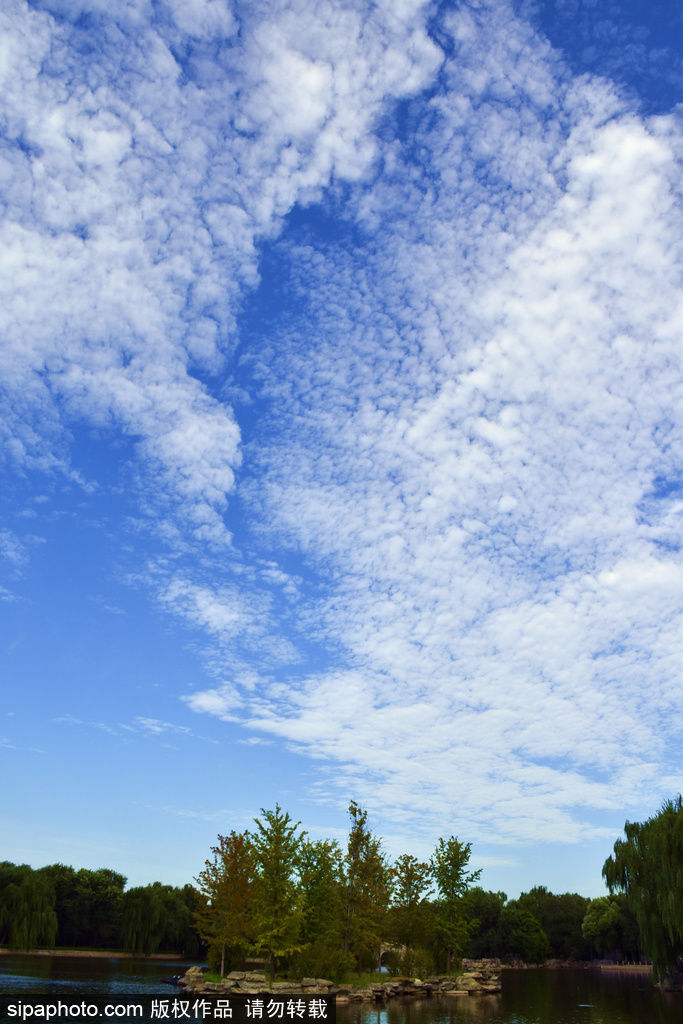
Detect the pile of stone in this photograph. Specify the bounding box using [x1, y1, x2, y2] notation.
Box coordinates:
[179, 969, 334, 997]
[179, 960, 502, 1002]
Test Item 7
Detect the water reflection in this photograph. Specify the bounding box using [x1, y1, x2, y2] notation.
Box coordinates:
[1, 960, 680, 1024]
[0, 954, 189, 995]
[336, 969, 680, 1024]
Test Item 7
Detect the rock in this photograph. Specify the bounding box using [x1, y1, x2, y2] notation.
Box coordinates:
[180, 959, 501, 1001]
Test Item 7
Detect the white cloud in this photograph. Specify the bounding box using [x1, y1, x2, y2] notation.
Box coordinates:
[134, 717, 191, 735]
[180, 3, 682, 845]
[2, 0, 680, 856]
[0, 0, 439, 544]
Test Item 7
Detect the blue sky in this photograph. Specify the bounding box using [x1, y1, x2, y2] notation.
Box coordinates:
[1, 0, 681, 901]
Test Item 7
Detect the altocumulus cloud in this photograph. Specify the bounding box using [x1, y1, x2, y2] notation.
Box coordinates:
[1, 0, 681, 852]
[0, 0, 439, 539]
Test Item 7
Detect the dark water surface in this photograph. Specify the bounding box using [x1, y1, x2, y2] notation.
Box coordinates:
[0, 953, 190, 995]
[0, 959, 681, 1023]
[337, 969, 680, 1024]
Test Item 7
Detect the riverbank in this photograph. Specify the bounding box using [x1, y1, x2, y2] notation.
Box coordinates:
[179, 959, 503, 1002]
[0, 947, 183, 960]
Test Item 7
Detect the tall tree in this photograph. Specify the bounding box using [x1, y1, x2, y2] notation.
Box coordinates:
[342, 802, 393, 972]
[251, 805, 306, 984]
[603, 795, 683, 982]
[390, 854, 433, 951]
[431, 836, 481, 974]
[194, 831, 256, 976]
[294, 839, 346, 978]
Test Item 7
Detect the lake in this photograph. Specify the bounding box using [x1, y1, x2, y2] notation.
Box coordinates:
[0, 953, 190, 996]
[0, 957, 680, 1024]
[338, 969, 681, 1024]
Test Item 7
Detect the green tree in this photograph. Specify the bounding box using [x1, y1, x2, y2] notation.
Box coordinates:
[194, 831, 256, 976]
[42, 864, 81, 947]
[515, 887, 590, 959]
[388, 853, 433, 971]
[0, 865, 57, 949]
[252, 806, 306, 984]
[582, 896, 623, 957]
[68, 868, 126, 948]
[342, 802, 394, 973]
[160, 884, 203, 958]
[497, 905, 549, 963]
[603, 795, 683, 982]
[461, 888, 506, 957]
[430, 836, 481, 973]
[293, 839, 347, 979]
[121, 885, 164, 954]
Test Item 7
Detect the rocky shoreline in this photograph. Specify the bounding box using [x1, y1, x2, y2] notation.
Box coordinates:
[179, 959, 502, 1002]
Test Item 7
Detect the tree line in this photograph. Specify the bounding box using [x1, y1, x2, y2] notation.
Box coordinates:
[0, 862, 202, 957]
[2, 796, 680, 983]
[191, 801, 654, 981]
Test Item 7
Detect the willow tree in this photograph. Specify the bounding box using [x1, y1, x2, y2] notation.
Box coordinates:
[121, 885, 164, 954]
[0, 867, 57, 950]
[603, 796, 682, 983]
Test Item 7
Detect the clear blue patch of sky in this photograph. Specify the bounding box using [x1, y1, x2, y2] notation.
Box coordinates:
[516, 0, 683, 114]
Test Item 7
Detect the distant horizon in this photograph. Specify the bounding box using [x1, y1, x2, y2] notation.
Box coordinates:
[2, 0, 681, 904]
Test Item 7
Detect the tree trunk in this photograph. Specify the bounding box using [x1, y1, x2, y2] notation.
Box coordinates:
[269, 953, 275, 986]
[220, 942, 225, 978]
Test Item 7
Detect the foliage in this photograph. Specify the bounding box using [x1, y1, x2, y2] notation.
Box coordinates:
[514, 887, 590, 960]
[430, 836, 481, 973]
[39, 866, 126, 949]
[389, 854, 433, 949]
[121, 885, 164, 954]
[496, 905, 550, 963]
[121, 882, 199, 956]
[603, 795, 683, 981]
[342, 802, 394, 972]
[385, 944, 436, 978]
[0, 864, 57, 949]
[581, 895, 640, 961]
[290, 839, 349, 979]
[251, 805, 306, 984]
[194, 831, 256, 975]
[461, 887, 506, 957]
